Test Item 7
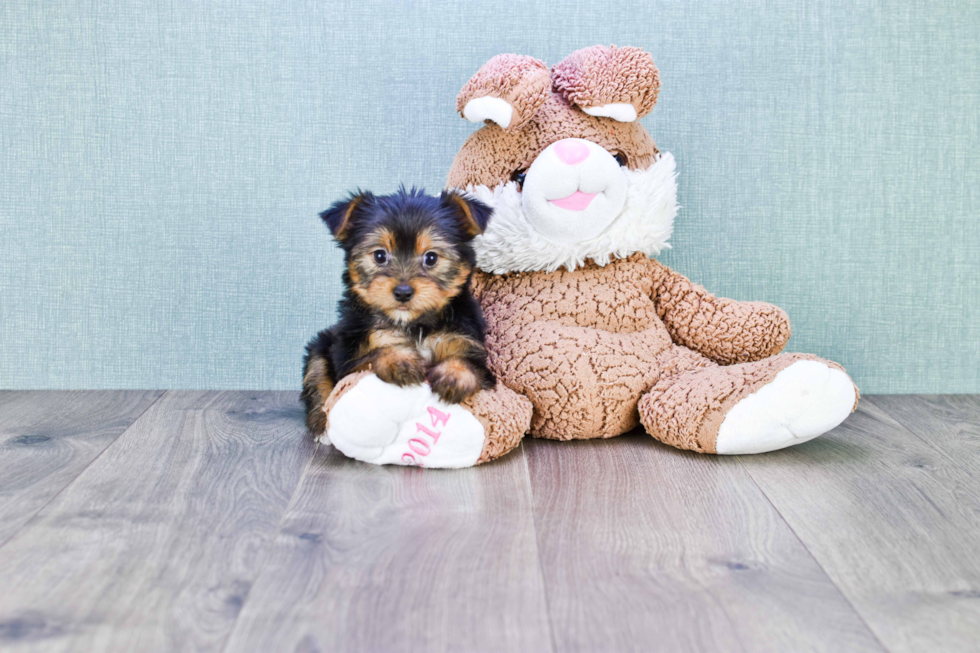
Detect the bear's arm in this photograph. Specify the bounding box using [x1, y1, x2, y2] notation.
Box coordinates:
[644, 258, 791, 365]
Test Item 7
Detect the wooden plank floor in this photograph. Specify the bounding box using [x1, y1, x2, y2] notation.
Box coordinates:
[0, 392, 977, 652]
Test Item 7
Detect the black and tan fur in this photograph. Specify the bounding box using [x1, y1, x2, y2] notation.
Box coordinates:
[302, 188, 495, 433]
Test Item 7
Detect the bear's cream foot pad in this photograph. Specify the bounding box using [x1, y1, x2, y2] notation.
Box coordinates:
[716, 360, 856, 455]
[323, 373, 486, 468]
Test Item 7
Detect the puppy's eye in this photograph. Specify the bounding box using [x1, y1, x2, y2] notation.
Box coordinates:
[510, 169, 527, 188]
[613, 152, 628, 167]
[372, 249, 389, 265]
[423, 251, 439, 268]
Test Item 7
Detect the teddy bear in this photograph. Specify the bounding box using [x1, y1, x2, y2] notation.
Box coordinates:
[315, 45, 857, 467]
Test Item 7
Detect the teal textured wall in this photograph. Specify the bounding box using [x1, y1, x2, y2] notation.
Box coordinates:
[1, 0, 978, 392]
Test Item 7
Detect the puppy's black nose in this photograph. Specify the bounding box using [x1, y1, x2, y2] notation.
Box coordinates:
[393, 284, 414, 303]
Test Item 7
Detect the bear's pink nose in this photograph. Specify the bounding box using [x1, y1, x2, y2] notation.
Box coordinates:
[553, 139, 590, 165]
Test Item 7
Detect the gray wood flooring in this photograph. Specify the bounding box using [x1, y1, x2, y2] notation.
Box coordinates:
[0, 392, 977, 652]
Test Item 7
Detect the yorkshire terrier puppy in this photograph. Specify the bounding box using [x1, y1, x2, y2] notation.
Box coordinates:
[302, 188, 496, 434]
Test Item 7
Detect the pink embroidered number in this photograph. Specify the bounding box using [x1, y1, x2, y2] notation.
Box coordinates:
[415, 422, 440, 443]
[403, 405, 452, 467]
[408, 438, 431, 456]
[427, 406, 450, 427]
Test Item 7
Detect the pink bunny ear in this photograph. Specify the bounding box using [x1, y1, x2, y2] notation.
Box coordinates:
[456, 54, 550, 130]
[552, 45, 661, 122]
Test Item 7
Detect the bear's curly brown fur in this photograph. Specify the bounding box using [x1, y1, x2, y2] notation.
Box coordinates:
[447, 45, 858, 453]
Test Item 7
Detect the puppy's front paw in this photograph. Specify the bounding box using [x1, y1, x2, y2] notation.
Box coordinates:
[373, 350, 426, 387]
[427, 359, 481, 404]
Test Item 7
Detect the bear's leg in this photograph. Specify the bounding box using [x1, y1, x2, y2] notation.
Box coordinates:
[638, 346, 858, 454]
[318, 372, 532, 468]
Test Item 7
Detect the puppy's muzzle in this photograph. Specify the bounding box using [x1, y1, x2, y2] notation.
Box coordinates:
[393, 284, 415, 303]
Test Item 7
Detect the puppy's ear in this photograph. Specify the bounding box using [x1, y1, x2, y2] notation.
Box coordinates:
[319, 191, 372, 241]
[440, 190, 492, 239]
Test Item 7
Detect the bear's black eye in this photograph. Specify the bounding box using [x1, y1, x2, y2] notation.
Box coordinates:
[423, 251, 439, 268]
[614, 152, 628, 167]
[511, 169, 527, 188]
[373, 249, 389, 265]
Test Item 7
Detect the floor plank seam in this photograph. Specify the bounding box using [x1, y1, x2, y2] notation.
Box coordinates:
[863, 396, 978, 478]
[521, 440, 560, 653]
[0, 389, 169, 554]
[218, 440, 321, 653]
[734, 454, 892, 653]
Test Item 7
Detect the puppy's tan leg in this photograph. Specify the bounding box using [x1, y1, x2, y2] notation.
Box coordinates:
[350, 328, 427, 387]
[301, 351, 334, 434]
[368, 345, 427, 386]
[428, 358, 483, 404]
[424, 332, 489, 404]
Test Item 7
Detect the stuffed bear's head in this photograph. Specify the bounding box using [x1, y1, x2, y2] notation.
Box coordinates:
[447, 46, 678, 274]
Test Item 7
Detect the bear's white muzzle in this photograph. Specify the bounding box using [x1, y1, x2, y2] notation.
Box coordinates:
[521, 138, 629, 244]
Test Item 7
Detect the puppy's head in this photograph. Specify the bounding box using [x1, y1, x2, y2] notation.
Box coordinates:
[320, 188, 492, 324]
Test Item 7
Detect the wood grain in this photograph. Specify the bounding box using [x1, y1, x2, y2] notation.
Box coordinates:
[223, 443, 553, 653]
[0, 390, 163, 545]
[868, 395, 980, 463]
[524, 434, 883, 653]
[740, 399, 980, 652]
[2, 392, 979, 652]
[0, 391, 313, 652]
